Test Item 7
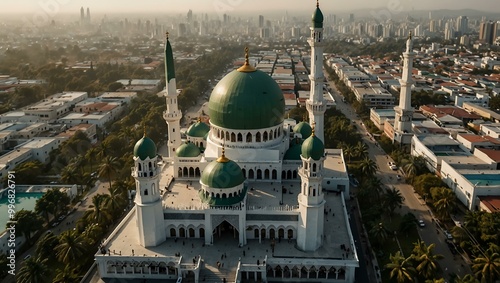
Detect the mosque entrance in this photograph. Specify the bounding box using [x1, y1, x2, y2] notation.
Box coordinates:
[213, 220, 239, 244]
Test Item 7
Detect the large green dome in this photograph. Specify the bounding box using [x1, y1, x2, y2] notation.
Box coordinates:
[176, 142, 201, 158]
[186, 121, 210, 138]
[133, 136, 157, 160]
[312, 6, 324, 28]
[301, 133, 324, 160]
[208, 69, 285, 130]
[201, 155, 245, 189]
[294, 122, 312, 139]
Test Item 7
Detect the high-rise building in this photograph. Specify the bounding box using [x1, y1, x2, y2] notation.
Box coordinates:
[258, 15, 264, 28]
[187, 9, 193, 22]
[429, 19, 437, 33]
[86, 7, 91, 24]
[393, 33, 415, 145]
[349, 13, 354, 22]
[480, 21, 497, 44]
[444, 22, 454, 40]
[456, 16, 468, 36]
[80, 7, 85, 24]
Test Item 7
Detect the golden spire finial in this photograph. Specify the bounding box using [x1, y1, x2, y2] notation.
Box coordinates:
[166, 32, 169, 40]
[311, 121, 316, 136]
[316, 0, 319, 8]
[197, 116, 201, 122]
[143, 125, 146, 137]
[217, 143, 229, 163]
[237, 46, 256, 72]
[408, 31, 412, 40]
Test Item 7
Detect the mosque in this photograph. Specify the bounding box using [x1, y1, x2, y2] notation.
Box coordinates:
[95, 2, 359, 282]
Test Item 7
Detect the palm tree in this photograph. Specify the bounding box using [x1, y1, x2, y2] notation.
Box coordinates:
[453, 274, 479, 283]
[431, 187, 456, 218]
[424, 279, 445, 283]
[97, 141, 111, 159]
[343, 144, 356, 163]
[53, 265, 80, 283]
[106, 185, 127, 215]
[98, 156, 120, 189]
[384, 187, 404, 216]
[399, 213, 417, 236]
[385, 251, 415, 283]
[85, 146, 99, 173]
[55, 230, 88, 267]
[355, 141, 369, 159]
[359, 157, 378, 179]
[370, 222, 389, 243]
[472, 245, 500, 283]
[411, 240, 444, 280]
[60, 164, 78, 185]
[402, 155, 426, 179]
[464, 211, 481, 236]
[17, 256, 50, 283]
[451, 226, 469, 246]
[35, 231, 59, 261]
[82, 223, 104, 246]
[85, 194, 111, 226]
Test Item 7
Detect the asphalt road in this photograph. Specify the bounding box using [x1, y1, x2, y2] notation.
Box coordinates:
[326, 76, 471, 280]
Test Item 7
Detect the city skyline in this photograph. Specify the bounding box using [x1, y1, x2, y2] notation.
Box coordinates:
[3, 0, 500, 15]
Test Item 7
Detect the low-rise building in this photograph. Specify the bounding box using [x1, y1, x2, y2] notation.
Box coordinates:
[24, 92, 88, 122]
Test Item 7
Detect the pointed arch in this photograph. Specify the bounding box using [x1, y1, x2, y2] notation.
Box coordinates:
[256, 132, 261, 142]
[237, 133, 243, 142]
[246, 132, 252, 142]
[263, 131, 268, 141]
[269, 129, 274, 140]
[264, 169, 270, 179]
[231, 132, 236, 142]
[272, 169, 277, 179]
[249, 169, 254, 179]
[257, 169, 262, 179]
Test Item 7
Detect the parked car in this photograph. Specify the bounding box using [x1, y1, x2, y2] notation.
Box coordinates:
[58, 215, 66, 221]
[396, 175, 402, 180]
[24, 254, 31, 261]
[51, 222, 59, 227]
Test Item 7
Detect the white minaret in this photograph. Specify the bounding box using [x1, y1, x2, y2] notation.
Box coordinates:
[306, 1, 326, 143]
[394, 32, 415, 145]
[297, 126, 325, 252]
[132, 135, 166, 247]
[163, 32, 182, 158]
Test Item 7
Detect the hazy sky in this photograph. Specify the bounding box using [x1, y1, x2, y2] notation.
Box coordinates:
[4, 0, 500, 14]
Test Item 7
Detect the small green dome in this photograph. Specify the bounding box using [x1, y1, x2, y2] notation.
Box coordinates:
[293, 122, 312, 139]
[133, 136, 157, 160]
[284, 140, 303, 160]
[186, 121, 210, 138]
[301, 133, 324, 160]
[176, 142, 201, 157]
[208, 69, 285, 130]
[201, 155, 245, 189]
[312, 6, 324, 28]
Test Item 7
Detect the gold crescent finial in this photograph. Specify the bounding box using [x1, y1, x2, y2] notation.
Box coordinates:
[237, 46, 256, 72]
[408, 31, 412, 40]
[143, 125, 146, 137]
[217, 143, 229, 163]
[311, 121, 316, 136]
[166, 32, 169, 40]
[316, 0, 319, 8]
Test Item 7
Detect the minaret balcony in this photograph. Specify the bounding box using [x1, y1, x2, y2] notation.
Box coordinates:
[306, 100, 327, 113]
[163, 111, 182, 122]
[131, 167, 161, 178]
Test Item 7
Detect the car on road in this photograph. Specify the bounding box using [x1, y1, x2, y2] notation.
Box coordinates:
[388, 162, 398, 170]
[51, 222, 59, 227]
[58, 215, 66, 221]
[418, 220, 425, 227]
[24, 254, 31, 261]
[444, 230, 453, 240]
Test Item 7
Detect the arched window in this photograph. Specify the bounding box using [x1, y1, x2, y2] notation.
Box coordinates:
[313, 189, 316, 196]
[222, 193, 227, 199]
[237, 133, 243, 142]
[138, 163, 142, 171]
[263, 131, 268, 141]
[231, 132, 236, 142]
[170, 228, 176, 237]
[225, 131, 230, 141]
[246, 133, 252, 142]
[313, 163, 317, 172]
[256, 132, 261, 142]
[144, 189, 148, 195]
[269, 130, 274, 140]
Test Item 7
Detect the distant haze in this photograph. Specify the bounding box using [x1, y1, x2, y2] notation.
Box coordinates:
[3, 0, 500, 14]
